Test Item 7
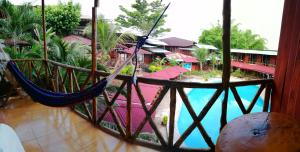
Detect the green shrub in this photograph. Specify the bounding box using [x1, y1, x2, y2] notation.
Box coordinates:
[138, 133, 159, 143]
[232, 69, 246, 78]
[186, 70, 221, 80]
[148, 65, 162, 73]
[45, 1, 81, 35]
[120, 65, 134, 75]
[169, 58, 177, 66]
[162, 115, 168, 126]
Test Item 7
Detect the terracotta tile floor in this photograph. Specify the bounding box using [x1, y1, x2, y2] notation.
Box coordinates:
[0, 97, 157, 152]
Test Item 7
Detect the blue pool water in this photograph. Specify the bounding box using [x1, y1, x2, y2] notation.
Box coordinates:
[177, 85, 264, 148]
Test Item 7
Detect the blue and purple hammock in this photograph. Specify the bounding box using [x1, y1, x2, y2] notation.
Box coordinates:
[4, 4, 170, 107]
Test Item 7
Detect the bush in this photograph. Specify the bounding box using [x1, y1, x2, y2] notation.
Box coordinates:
[120, 65, 134, 75]
[138, 133, 159, 143]
[45, 1, 81, 35]
[162, 115, 168, 126]
[232, 69, 246, 78]
[169, 58, 177, 66]
[148, 65, 162, 73]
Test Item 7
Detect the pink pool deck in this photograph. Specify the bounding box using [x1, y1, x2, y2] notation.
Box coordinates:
[100, 66, 188, 133]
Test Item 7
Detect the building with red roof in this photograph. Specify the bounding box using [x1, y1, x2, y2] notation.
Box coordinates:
[231, 49, 277, 77]
[231, 61, 275, 75]
[161, 37, 195, 48]
[160, 37, 196, 56]
[117, 46, 153, 65]
[166, 52, 199, 71]
[63, 35, 91, 46]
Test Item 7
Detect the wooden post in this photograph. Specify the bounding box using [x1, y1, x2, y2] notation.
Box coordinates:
[41, 0, 47, 60]
[220, 0, 231, 130]
[126, 82, 132, 139]
[168, 87, 176, 147]
[91, 0, 99, 124]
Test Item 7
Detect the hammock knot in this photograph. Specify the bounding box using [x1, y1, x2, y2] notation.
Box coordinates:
[136, 36, 148, 49]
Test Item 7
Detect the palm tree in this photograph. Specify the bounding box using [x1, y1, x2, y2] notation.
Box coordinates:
[0, 1, 39, 46]
[84, 16, 135, 64]
[192, 48, 208, 71]
[210, 52, 218, 70]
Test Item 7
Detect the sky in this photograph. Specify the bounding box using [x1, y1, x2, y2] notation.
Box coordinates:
[11, 0, 284, 50]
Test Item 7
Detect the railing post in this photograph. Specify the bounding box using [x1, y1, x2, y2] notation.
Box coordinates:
[126, 81, 132, 139]
[220, 0, 231, 130]
[41, 0, 47, 60]
[263, 83, 272, 112]
[168, 87, 176, 147]
[91, 0, 99, 124]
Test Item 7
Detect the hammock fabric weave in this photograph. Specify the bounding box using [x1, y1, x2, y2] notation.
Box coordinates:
[7, 61, 107, 107]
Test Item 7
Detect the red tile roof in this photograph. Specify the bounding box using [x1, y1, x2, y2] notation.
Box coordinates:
[121, 47, 152, 55]
[102, 66, 188, 133]
[160, 37, 195, 47]
[231, 61, 275, 75]
[116, 44, 128, 49]
[101, 100, 154, 133]
[144, 66, 189, 80]
[63, 35, 91, 45]
[166, 52, 198, 63]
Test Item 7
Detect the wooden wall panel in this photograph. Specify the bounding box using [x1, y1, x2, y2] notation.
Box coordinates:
[272, 0, 300, 123]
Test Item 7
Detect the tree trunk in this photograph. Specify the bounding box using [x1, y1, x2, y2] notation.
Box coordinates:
[200, 62, 203, 71]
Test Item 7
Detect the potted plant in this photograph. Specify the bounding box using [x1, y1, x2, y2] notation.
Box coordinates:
[161, 115, 168, 126]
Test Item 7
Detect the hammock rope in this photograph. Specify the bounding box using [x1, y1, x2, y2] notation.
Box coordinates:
[4, 3, 170, 107]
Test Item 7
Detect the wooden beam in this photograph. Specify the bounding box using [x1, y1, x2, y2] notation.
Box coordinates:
[91, 6, 98, 124]
[41, 0, 47, 60]
[220, 0, 231, 130]
[168, 87, 177, 147]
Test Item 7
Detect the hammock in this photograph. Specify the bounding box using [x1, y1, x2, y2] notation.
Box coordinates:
[3, 4, 170, 107]
[7, 61, 107, 107]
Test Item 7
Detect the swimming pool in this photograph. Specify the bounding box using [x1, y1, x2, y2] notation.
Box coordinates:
[177, 85, 264, 148]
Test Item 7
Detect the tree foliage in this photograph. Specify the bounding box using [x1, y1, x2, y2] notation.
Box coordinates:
[84, 16, 135, 64]
[199, 22, 266, 50]
[0, 0, 39, 41]
[115, 0, 170, 37]
[43, 1, 80, 36]
[192, 48, 208, 71]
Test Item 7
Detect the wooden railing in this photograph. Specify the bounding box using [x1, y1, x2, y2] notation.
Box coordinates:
[12, 59, 273, 152]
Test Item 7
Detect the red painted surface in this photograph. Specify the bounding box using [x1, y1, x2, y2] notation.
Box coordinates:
[102, 66, 189, 132]
[121, 47, 152, 55]
[143, 66, 188, 80]
[231, 61, 275, 75]
[192, 63, 199, 71]
[272, 0, 300, 123]
[244, 55, 250, 63]
[175, 49, 192, 56]
[256, 55, 262, 64]
[109, 50, 118, 59]
[166, 52, 198, 63]
[144, 55, 152, 64]
[270, 56, 277, 65]
[232, 53, 277, 67]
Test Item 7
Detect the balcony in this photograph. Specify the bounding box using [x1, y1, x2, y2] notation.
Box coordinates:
[0, 97, 155, 152]
[1, 59, 273, 151]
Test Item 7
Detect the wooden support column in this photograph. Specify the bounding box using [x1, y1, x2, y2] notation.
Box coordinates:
[126, 82, 132, 139]
[168, 87, 176, 147]
[220, 0, 231, 130]
[91, 0, 99, 124]
[41, 0, 47, 60]
[272, 0, 300, 123]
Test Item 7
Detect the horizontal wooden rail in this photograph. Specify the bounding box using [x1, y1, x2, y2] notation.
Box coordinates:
[11, 59, 274, 152]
